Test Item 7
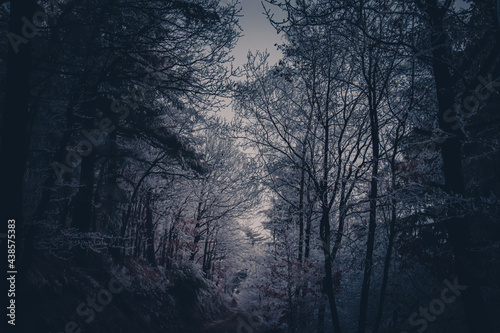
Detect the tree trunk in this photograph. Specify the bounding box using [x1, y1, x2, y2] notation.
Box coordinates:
[1, 1, 36, 327]
[72, 154, 95, 232]
[145, 191, 156, 266]
[358, 45, 380, 333]
[317, 54, 342, 333]
[295, 150, 307, 327]
[1, 0, 36, 244]
[190, 199, 204, 261]
[420, 3, 492, 331]
[317, 295, 326, 333]
[373, 161, 397, 333]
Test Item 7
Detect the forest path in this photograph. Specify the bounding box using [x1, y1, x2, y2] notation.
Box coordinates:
[193, 313, 252, 333]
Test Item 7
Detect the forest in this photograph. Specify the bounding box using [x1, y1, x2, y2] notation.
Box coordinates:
[0, 0, 499, 332]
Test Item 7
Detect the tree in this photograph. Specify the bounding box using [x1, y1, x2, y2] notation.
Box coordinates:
[408, 1, 499, 331]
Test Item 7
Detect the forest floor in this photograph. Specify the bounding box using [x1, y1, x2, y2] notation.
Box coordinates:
[197, 314, 240, 333]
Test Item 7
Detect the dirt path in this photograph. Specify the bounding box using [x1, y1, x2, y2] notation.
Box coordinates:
[191, 312, 262, 333]
[198, 313, 240, 333]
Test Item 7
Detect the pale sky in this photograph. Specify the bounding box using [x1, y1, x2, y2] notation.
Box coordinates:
[229, 0, 470, 68]
[220, 0, 284, 120]
[230, 0, 284, 68]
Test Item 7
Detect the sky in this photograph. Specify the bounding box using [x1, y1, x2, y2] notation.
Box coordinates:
[232, 0, 281, 66]
[222, 0, 471, 119]
[230, 0, 284, 68]
[230, 0, 470, 68]
[219, 0, 284, 119]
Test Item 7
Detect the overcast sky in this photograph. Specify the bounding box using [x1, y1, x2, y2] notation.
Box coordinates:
[230, 0, 284, 68]
[219, 0, 284, 119]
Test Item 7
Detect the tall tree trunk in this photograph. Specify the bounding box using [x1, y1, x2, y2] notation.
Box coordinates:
[134, 203, 142, 257]
[298, 149, 306, 263]
[417, 2, 493, 331]
[373, 152, 398, 333]
[189, 199, 205, 261]
[318, 61, 342, 332]
[202, 229, 210, 274]
[295, 149, 307, 327]
[317, 294, 326, 333]
[72, 154, 95, 232]
[1, 0, 35, 225]
[304, 204, 313, 260]
[33, 97, 78, 221]
[145, 191, 156, 266]
[1, 1, 36, 328]
[358, 45, 380, 333]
